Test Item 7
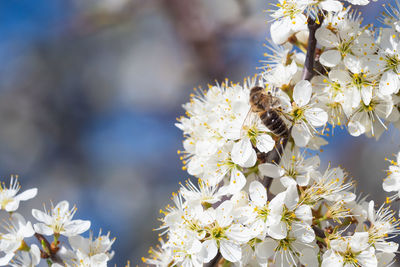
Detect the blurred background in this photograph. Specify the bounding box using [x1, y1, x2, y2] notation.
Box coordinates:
[0, 0, 399, 266]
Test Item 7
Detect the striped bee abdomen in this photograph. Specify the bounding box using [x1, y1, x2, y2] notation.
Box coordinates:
[260, 110, 289, 137]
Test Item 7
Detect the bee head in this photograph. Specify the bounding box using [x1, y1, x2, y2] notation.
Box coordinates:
[249, 86, 266, 111]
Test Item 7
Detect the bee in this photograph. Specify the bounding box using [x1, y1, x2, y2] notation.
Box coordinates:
[249, 86, 289, 138]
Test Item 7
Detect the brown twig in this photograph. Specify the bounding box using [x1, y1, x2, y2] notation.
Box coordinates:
[35, 233, 63, 264]
[301, 15, 324, 81]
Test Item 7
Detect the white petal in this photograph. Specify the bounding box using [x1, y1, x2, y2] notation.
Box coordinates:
[293, 80, 312, 107]
[348, 120, 366, 137]
[377, 252, 395, 267]
[344, 54, 363, 74]
[231, 138, 257, 168]
[322, 250, 344, 267]
[350, 232, 369, 252]
[280, 176, 297, 188]
[296, 175, 311, 186]
[63, 220, 91, 236]
[5, 200, 19, 212]
[216, 201, 233, 227]
[69, 235, 87, 252]
[375, 241, 399, 253]
[226, 224, 251, 243]
[284, 185, 298, 210]
[361, 86, 373, 106]
[16, 188, 38, 201]
[229, 170, 246, 194]
[31, 209, 53, 225]
[315, 27, 339, 48]
[255, 239, 276, 263]
[30, 244, 41, 265]
[330, 239, 347, 253]
[300, 248, 319, 267]
[249, 181, 267, 206]
[21, 221, 35, 238]
[220, 240, 242, 263]
[319, 50, 341, 67]
[258, 163, 283, 178]
[271, 19, 292, 45]
[383, 174, 400, 192]
[256, 134, 275, 153]
[368, 200, 375, 222]
[295, 205, 313, 224]
[292, 123, 311, 147]
[329, 69, 351, 83]
[268, 221, 287, 240]
[305, 108, 328, 127]
[357, 247, 377, 267]
[379, 70, 400, 95]
[202, 239, 218, 263]
[33, 223, 54, 236]
[320, 0, 343, 12]
[292, 223, 315, 243]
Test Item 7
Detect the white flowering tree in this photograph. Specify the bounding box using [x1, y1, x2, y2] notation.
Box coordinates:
[143, 0, 400, 266]
[5, 0, 400, 266]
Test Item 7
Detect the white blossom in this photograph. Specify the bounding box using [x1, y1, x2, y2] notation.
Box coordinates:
[9, 244, 40, 267]
[0, 176, 37, 212]
[68, 231, 115, 267]
[32, 200, 90, 237]
[0, 213, 35, 266]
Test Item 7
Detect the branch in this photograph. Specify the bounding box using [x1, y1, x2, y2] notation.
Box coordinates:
[301, 15, 324, 81]
[35, 233, 63, 264]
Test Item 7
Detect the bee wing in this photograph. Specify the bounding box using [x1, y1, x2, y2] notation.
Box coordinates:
[240, 108, 255, 137]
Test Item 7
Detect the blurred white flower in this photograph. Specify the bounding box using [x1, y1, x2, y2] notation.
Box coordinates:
[0, 176, 37, 212]
[9, 244, 40, 267]
[383, 152, 400, 201]
[0, 213, 35, 266]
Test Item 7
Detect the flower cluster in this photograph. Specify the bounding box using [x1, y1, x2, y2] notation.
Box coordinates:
[176, 79, 276, 194]
[146, 152, 400, 266]
[0, 176, 115, 266]
[146, 0, 400, 266]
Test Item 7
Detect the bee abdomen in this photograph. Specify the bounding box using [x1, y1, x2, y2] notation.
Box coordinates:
[260, 110, 289, 137]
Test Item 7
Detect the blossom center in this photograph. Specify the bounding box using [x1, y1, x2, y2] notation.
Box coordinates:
[291, 107, 304, 121]
[275, 237, 296, 252]
[208, 224, 227, 241]
[351, 73, 370, 90]
[342, 250, 361, 266]
[277, 1, 302, 19]
[385, 54, 400, 73]
[256, 205, 270, 221]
